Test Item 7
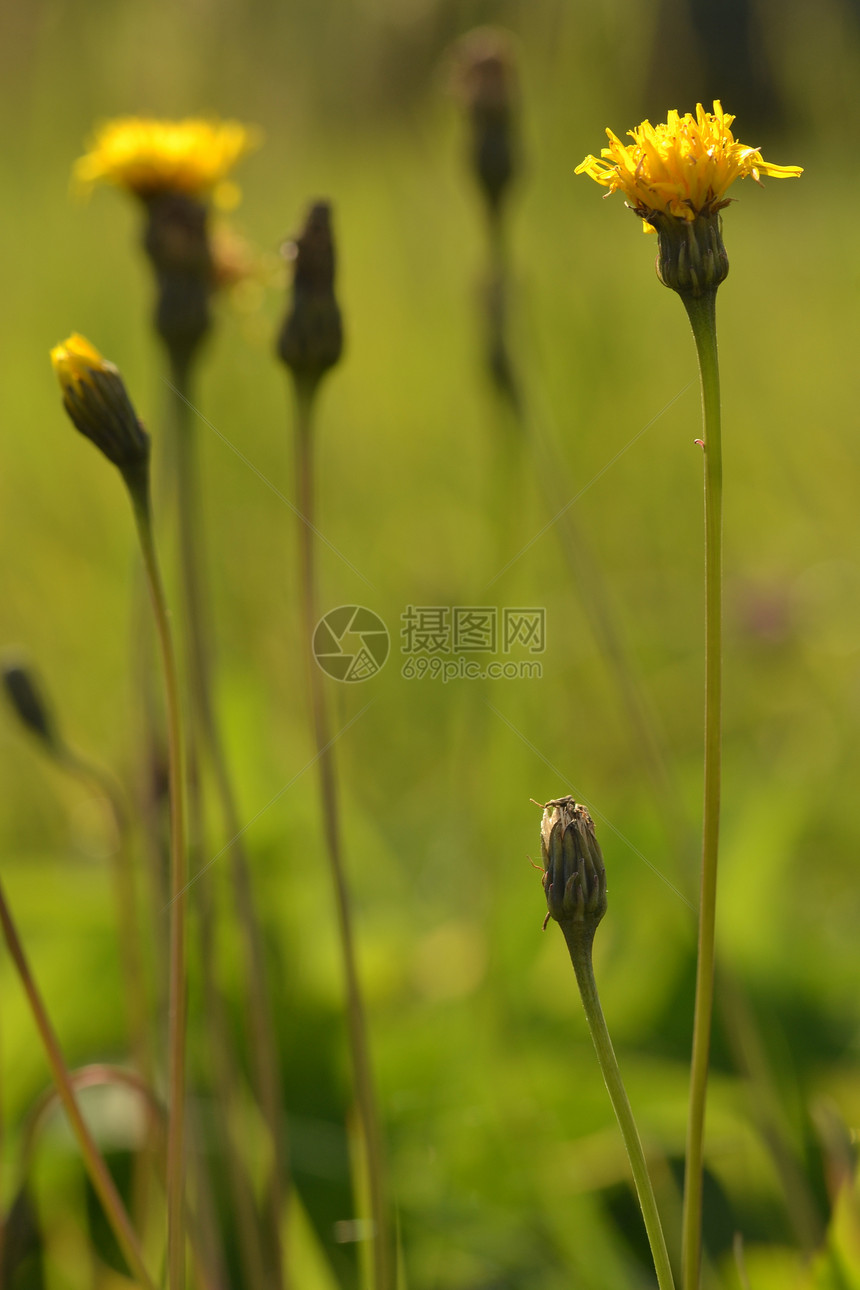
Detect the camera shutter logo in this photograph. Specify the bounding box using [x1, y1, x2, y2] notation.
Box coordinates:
[313, 606, 390, 682]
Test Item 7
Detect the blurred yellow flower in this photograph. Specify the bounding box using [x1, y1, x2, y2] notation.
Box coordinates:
[50, 333, 110, 391]
[75, 118, 259, 208]
[576, 101, 801, 228]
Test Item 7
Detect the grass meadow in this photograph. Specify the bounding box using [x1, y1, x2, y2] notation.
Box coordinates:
[0, 1, 858, 1287]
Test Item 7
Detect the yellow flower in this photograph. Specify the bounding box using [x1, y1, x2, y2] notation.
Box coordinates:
[50, 332, 110, 390]
[576, 101, 801, 229]
[74, 117, 259, 208]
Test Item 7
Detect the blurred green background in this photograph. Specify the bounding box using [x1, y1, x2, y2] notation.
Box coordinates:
[1, 0, 858, 1286]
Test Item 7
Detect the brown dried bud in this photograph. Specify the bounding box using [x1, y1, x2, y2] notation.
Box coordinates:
[277, 201, 343, 391]
[540, 797, 607, 935]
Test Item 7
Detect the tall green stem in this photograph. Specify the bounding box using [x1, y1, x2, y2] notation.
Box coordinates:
[679, 288, 722, 1290]
[562, 926, 676, 1290]
[292, 380, 392, 1290]
[126, 469, 188, 1290]
[169, 356, 287, 1288]
[0, 876, 157, 1290]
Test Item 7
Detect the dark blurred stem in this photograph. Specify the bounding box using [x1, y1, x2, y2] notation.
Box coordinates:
[679, 288, 722, 1290]
[126, 467, 188, 1290]
[168, 357, 289, 1289]
[0, 876, 157, 1290]
[562, 924, 676, 1290]
[292, 379, 392, 1290]
[482, 207, 687, 865]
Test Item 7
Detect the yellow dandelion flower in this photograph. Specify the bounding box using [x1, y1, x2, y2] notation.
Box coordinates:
[74, 117, 259, 208]
[576, 101, 801, 230]
[50, 332, 110, 391]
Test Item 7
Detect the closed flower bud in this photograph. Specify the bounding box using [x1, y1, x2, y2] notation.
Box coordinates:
[649, 209, 729, 299]
[50, 334, 150, 476]
[2, 659, 60, 751]
[540, 797, 607, 934]
[455, 28, 518, 216]
[277, 201, 343, 391]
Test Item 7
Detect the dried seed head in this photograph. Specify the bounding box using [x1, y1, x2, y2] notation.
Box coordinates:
[277, 201, 343, 392]
[540, 797, 607, 934]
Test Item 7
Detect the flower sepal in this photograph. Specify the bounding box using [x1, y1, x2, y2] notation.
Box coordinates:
[647, 208, 729, 300]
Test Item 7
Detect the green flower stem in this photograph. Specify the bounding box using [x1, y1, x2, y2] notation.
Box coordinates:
[679, 287, 722, 1290]
[0, 876, 157, 1290]
[125, 466, 188, 1290]
[168, 358, 288, 1288]
[562, 924, 676, 1290]
[293, 380, 392, 1290]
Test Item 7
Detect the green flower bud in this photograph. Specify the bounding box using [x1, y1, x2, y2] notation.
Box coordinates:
[648, 209, 729, 299]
